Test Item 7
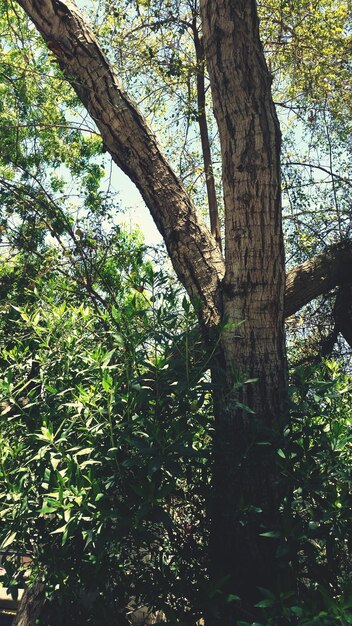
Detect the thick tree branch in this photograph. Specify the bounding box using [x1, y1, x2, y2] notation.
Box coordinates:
[16, 0, 225, 327]
[17, 1, 351, 333]
[200, 1, 288, 618]
[285, 239, 352, 317]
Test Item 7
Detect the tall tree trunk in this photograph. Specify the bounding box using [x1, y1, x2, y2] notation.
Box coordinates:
[13, 2, 352, 624]
[200, 0, 288, 621]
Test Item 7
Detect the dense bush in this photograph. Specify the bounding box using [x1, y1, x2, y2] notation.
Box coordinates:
[238, 362, 352, 625]
[0, 252, 214, 624]
[0, 240, 351, 624]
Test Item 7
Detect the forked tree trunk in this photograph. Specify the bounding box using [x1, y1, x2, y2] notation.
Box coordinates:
[12, 1, 352, 625]
[200, 0, 288, 621]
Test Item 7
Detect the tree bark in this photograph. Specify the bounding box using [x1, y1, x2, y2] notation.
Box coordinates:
[192, 18, 222, 251]
[12, 585, 47, 626]
[15, 0, 225, 328]
[13, 1, 352, 624]
[200, 0, 288, 621]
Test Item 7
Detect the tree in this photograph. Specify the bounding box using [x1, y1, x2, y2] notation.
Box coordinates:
[4, 0, 352, 623]
[0, 240, 212, 625]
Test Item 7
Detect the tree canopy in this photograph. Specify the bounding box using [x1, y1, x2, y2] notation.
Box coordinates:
[0, 0, 351, 624]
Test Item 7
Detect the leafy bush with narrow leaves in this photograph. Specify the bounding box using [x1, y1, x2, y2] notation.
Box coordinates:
[237, 361, 352, 626]
[1, 237, 352, 625]
[0, 250, 214, 625]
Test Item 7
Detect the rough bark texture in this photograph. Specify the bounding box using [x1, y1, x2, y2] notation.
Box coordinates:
[12, 585, 46, 626]
[13, 1, 352, 625]
[200, 0, 288, 621]
[16, 0, 225, 328]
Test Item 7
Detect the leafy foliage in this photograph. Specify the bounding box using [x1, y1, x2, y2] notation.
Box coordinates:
[0, 0, 351, 624]
[236, 362, 352, 625]
[0, 244, 214, 624]
[1, 230, 352, 624]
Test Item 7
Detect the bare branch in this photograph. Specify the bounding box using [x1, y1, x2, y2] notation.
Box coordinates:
[192, 16, 222, 250]
[286, 161, 352, 188]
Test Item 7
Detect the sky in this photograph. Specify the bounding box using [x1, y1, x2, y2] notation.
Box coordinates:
[110, 165, 162, 247]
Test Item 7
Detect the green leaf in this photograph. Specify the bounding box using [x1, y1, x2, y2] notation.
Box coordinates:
[51, 524, 67, 535]
[1, 531, 17, 549]
[226, 594, 240, 603]
[255, 599, 275, 608]
[75, 448, 93, 456]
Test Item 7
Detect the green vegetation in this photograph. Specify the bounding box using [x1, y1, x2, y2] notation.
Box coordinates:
[0, 248, 212, 623]
[1, 235, 352, 625]
[0, 0, 351, 624]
